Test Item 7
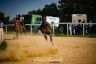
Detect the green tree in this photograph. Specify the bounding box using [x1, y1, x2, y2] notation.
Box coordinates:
[0, 11, 9, 24]
[28, 9, 42, 15]
[3, 16, 9, 24]
[42, 3, 59, 17]
[0, 11, 4, 21]
[58, 0, 96, 22]
[28, 3, 59, 17]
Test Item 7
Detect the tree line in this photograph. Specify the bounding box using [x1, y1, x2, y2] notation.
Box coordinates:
[28, 0, 96, 23]
[1, 0, 96, 24]
[0, 11, 9, 24]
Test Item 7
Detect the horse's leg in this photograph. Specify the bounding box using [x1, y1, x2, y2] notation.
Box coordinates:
[20, 25, 23, 35]
[50, 34, 52, 42]
[49, 34, 54, 45]
[17, 23, 21, 38]
[15, 26, 19, 39]
[43, 33, 47, 42]
[18, 24, 23, 38]
[47, 28, 54, 45]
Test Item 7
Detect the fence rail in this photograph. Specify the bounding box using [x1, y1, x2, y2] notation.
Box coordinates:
[5, 23, 96, 36]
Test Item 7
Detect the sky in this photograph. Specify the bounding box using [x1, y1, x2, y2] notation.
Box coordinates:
[0, 0, 59, 20]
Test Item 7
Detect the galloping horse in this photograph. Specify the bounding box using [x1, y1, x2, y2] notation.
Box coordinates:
[13, 15, 25, 38]
[39, 16, 54, 45]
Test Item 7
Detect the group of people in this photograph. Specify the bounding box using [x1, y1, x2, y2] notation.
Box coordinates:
[69, 19, 86, 35]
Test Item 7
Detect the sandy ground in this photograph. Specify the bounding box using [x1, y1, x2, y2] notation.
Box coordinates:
[0, 34, 96, 64]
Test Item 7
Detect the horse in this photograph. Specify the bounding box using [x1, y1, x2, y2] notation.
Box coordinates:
[39, 16, 54, 45]
[13, 16, 25, 38]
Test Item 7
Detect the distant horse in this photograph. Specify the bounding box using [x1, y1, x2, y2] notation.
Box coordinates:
[39, 16, 54, 45]
[13, 16, 25, 38]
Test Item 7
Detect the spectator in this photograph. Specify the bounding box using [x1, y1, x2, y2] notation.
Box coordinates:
[82, 19, 85, 23]
[0, 21, 4, 28]
[69, 24, 72, 35]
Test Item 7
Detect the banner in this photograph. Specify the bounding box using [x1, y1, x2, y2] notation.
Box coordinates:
[31, 15, 37, 25]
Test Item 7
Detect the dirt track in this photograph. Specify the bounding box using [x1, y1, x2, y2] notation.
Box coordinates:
[0, 34, 96, 64]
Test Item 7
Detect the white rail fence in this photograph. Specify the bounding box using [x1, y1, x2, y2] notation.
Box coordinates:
[0, 28, 4, 44]
[5, 23, 96, 36]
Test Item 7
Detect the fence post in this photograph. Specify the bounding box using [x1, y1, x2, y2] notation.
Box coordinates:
[67, 24, 69, 36]
[0, 28, 3, 44]
[5, 25, 7, 34]
[83, 24, 85, 36]
[30, 24, 32, 34]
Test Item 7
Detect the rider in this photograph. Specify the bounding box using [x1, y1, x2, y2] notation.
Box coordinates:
[14, 14, 25, 38]
[18, 14, 25, 32]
